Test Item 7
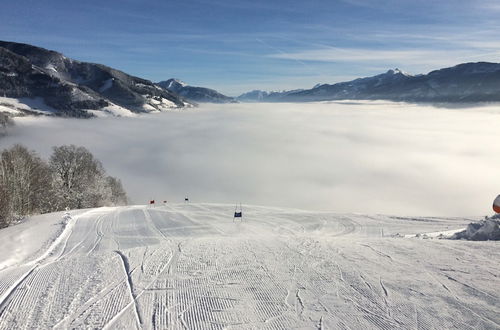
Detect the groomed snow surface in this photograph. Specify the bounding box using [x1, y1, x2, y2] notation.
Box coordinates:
[0, 204, 498, 329]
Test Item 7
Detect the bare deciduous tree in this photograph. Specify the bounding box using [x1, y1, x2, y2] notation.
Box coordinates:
[106, 176, 128, 206]
[50, 145, 108, 210]
[0, 182, 11, 228]
[0, 144, 52, 221]
[0, 144, 128, 227]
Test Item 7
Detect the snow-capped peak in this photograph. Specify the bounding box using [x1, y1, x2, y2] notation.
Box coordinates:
[386, 68, 412, 77]
[168, 78, 188, 89]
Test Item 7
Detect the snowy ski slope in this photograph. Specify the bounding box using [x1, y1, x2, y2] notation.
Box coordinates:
[0, 204, 498, 329]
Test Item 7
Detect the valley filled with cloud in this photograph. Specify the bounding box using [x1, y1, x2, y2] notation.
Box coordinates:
[3, 101, 499, 216]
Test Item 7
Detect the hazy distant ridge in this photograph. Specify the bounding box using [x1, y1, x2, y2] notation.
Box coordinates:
[157, 78, 236, 103]
[238, 64, 500, 103]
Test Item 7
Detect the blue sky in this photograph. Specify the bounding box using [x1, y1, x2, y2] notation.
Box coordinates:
[2, 0, 500, 95]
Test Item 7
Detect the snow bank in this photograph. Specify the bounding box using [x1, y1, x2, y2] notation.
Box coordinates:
[451, 216, 500, 241]
[403, 227, 466, 239]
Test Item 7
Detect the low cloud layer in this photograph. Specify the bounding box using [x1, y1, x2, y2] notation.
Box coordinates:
[2, 101, 500, 216]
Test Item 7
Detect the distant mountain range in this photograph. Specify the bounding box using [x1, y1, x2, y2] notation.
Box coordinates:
[237, 89, 304, 102]
[0, 41, 191, 117]
[1, 40, 500, 118]
[157, 79, 236, 103]
[236, 64, 500, 103]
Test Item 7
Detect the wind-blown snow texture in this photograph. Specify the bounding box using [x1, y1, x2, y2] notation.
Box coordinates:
[0, 204, 498, 329]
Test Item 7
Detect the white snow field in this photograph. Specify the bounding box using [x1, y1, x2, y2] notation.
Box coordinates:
[0, 204, 498, 329]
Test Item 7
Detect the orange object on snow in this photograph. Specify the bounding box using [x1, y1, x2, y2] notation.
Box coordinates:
[493, 195, 500, 213]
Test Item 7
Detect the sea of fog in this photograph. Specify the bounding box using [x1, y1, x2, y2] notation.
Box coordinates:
[2, 101, 500, 216]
